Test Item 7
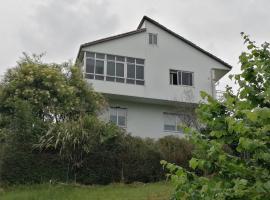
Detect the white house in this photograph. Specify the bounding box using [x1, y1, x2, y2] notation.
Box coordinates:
[76, 16, 232, 138]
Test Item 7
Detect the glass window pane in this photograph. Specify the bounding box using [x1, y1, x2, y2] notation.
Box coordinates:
[153, 34, 157, 44]
[95, 75, 104, 80]
[149, 33, 153, 44]
[85, 73, 94, 79]
[136, 65, 144, 79]
[136, 80, 144, 85]
[170, 70, 178, 85]
[126, 79, 135, 84]
[96, 53, 105, 59]
[176, 115, 183, 132]
[189, 73, 193, 86]
[116, 63, 124, 77]
[106, 76, 115, 82]
[164, 125, 176, 131]
[182, 72, 193, 86]
[178, 71, 182, 85]
[127, 64, 135, 78]
[86, 52, 95, 58]
[164, 113, 176, 131]
[117, 109, 126, 127]
[116, 56, 125, 62]
[127, 57, 135, 63]
[107, 61, 115, 76]
[86, 59, 95, 73]
[116, 78, 125, 83]
[136, 59, 144, 65]
[107, 55, 115, 61]
[95, 60, 104, 74]
[109, 108, 117, 124]
[118, 116, 126, 126]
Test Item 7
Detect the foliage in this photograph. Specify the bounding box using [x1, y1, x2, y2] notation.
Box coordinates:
[119, 136, 162, 183]
[0, 53, 193, 185]
[0, 54, 105, 184]
[37, 116, 122, 182]
[162, 34, 270, 199]
[157, 135, 193, 169]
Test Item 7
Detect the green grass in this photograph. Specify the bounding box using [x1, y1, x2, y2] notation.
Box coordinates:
[0, 182, 173, 200]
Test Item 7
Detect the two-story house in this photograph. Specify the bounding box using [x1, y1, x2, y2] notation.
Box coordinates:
[76, 16, 232, 138]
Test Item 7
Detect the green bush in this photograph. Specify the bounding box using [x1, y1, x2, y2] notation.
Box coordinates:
[0, 133, 193, 185]
[157, 135, 193, 168]
[120, 136, 162, 183]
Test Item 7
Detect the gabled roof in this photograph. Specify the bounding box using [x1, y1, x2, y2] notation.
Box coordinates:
[76, 16, 232, 69]
[76, 28, 146, 61]
[137, 16, 232, 69]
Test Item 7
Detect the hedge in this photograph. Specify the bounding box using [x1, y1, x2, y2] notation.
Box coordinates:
[0, 134, 192, 185]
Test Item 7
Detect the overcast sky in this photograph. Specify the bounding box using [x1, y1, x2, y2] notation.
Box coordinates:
[1, 0, 270, 89]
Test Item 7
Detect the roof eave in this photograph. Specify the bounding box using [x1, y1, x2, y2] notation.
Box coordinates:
[76, 28, 146, 62]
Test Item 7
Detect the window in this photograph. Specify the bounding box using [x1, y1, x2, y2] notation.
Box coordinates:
[169, 69, 193, 86]
[182, 72, 193, 86]
[149, 33, 158, 45]
[170, 70, 178, 85]
[109, 107, 127, 128]
[126, 58, 145, 85]
[85, 52, 145, 85]
[85, 53, 105, 80]
[163, 113, 183, 132]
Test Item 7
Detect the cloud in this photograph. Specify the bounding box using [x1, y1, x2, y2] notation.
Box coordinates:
[1, 0, 270, 90]
[19, 0, 119, 63]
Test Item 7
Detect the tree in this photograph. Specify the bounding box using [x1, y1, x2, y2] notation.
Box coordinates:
[0, 53, 109, 184]
[162, 34, 270, 199]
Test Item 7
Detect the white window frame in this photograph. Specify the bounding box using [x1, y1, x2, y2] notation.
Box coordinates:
[106, 55, 125, 83]
[149, 33, 158, 45]
[169, 69, 194, 86]
[163, 112, 184, 133]
[109, 107, 127, 128]
[85, 52, 106, 80]
[126, 58, 145, 85]
[84, 51, 145, 86]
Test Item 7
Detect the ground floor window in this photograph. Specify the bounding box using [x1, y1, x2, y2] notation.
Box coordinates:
[163, 113, 184, 132]
[109, 107, 127, 128]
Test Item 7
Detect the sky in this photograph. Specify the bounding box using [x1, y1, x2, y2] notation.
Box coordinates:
[0, 0, 270, 89]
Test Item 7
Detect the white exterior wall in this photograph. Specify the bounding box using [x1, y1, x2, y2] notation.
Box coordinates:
[82, 20, 230, 104]
[81, 19, 231, 137]
[103, 99, 193, 138]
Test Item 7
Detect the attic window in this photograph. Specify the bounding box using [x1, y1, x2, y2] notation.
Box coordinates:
[149, 33, 157, 45]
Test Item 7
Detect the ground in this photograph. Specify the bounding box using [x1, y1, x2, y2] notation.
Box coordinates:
[0, 182, 173, 200]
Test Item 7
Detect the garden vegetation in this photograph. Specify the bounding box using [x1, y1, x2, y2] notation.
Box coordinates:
[162, 34, 270, 199]
[0, 53, 192, 186]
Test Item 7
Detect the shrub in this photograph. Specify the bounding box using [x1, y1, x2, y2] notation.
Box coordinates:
[120, 136, 162, 183]
[157, 135, 193, 168]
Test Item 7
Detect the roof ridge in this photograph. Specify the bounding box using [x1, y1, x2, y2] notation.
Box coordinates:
[137, 16, 232, 69]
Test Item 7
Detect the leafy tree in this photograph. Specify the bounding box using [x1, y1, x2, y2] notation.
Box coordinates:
[162, 34, 270, 199]
[0, 54, 107, 183]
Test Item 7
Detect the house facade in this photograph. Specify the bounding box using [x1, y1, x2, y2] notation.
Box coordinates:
[76, 16, 232, 138]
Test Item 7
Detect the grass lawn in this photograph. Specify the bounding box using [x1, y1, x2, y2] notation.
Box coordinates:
[0, 182, 173, 200]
